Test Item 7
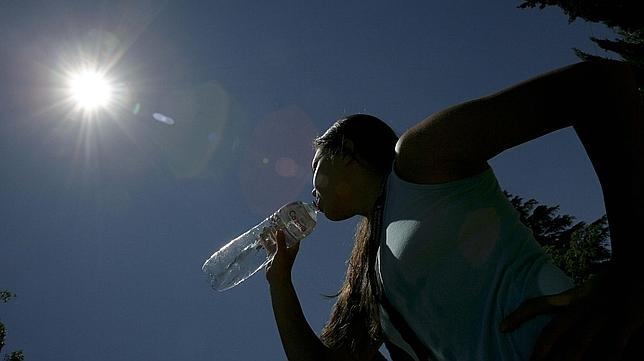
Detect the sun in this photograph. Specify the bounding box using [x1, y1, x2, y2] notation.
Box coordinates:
[67, 69, 113, 110]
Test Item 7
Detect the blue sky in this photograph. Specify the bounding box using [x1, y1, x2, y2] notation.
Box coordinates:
[0, 1, 617, 360]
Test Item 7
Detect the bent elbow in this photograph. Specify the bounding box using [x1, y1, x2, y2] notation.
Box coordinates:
[582, 59, 636, 86]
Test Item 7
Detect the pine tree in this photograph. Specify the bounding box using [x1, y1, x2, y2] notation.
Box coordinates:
[0, 291, 24, 361]
[505, 192, 611, 284]
[519, 0, 644, 97]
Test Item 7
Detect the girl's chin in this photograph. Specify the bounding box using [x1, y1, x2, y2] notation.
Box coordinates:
[321, 209, 339, 221]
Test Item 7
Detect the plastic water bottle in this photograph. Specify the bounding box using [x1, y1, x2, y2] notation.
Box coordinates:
[202, 201, 318, 291]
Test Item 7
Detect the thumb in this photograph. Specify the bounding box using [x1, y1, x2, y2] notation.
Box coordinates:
[501, 292, 570, 332]
[271, 229, 286, 245]
[274, 229, 300, 257]
[272, 229, 291, 255]
[273, 228, 286, 249]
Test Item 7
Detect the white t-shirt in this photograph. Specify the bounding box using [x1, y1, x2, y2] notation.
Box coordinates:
[375, 166, 573, 361]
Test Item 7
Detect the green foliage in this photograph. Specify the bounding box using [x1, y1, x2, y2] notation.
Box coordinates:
[0, 291, 23, 361]
[4, 351, 24, 361]
[519, 0, 644, 97]
[0, 293, 15, 304]
[0, 323, 5, 356]
[505, 192, 611, 284]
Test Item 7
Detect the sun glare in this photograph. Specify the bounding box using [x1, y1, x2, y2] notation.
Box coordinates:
[68, 70, 113, 110]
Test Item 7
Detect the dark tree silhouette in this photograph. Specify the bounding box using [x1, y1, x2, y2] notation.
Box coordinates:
[0, 291, 24, 361]
[519, 0, 643, 97]
[505, 192, 611, 284]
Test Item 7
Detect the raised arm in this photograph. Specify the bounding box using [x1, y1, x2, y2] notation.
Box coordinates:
[396, 61, 634, 172]
[266, 229, 382, 361]
[398, 60, 644, 360]
[396, 59, 643, 265]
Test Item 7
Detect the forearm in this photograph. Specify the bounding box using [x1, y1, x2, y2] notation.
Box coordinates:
[493, 60, 644, 270]
[269, 279, 333, 361]
[495, 59, 644, 270]
[570, 61, 644, 269]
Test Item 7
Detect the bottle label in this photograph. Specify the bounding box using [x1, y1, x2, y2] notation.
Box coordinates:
[277, 202, 316, 242]
[288, 209, 307, 232]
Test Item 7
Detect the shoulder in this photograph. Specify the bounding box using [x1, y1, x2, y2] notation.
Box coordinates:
[394, 132, 490, 185]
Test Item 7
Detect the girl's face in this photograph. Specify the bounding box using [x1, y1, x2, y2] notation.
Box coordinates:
[311, 148, 355, 221]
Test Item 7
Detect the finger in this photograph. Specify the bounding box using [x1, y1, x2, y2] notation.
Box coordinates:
[260, 229, 277, 255]
[503, 287, 578, 332]
[501, 294, 566, 332]
[545, 287, 644, 361]
[274, 228, 285, 242]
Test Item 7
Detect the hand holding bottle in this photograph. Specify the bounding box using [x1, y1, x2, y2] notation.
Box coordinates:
[202, 201, 317, 291]
[265, 228, 301, 285]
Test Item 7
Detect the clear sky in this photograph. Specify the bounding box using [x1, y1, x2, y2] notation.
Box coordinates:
[0, 1, 617, 360]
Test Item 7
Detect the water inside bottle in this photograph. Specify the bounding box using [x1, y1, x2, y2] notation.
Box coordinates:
[208, 236, 272, 291]
[220, 243, 269, 290]
[202, 201, 318, 291]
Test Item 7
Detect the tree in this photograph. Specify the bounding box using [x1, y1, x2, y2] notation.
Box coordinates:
[0, 291, 24, 361]
[505, 192, 611, 284]
[519, 0, 644, 97]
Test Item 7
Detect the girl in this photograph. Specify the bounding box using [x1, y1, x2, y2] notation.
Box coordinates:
[266, 60, 644, 361]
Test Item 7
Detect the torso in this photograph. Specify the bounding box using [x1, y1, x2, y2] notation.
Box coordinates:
[375, 164, 574, 361]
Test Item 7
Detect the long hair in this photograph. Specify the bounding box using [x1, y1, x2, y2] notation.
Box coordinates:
[313, 114, 398, 353]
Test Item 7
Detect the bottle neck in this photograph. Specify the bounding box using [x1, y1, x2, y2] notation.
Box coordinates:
[302, 202, 319, 223]
[304, 201, 319, 213]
